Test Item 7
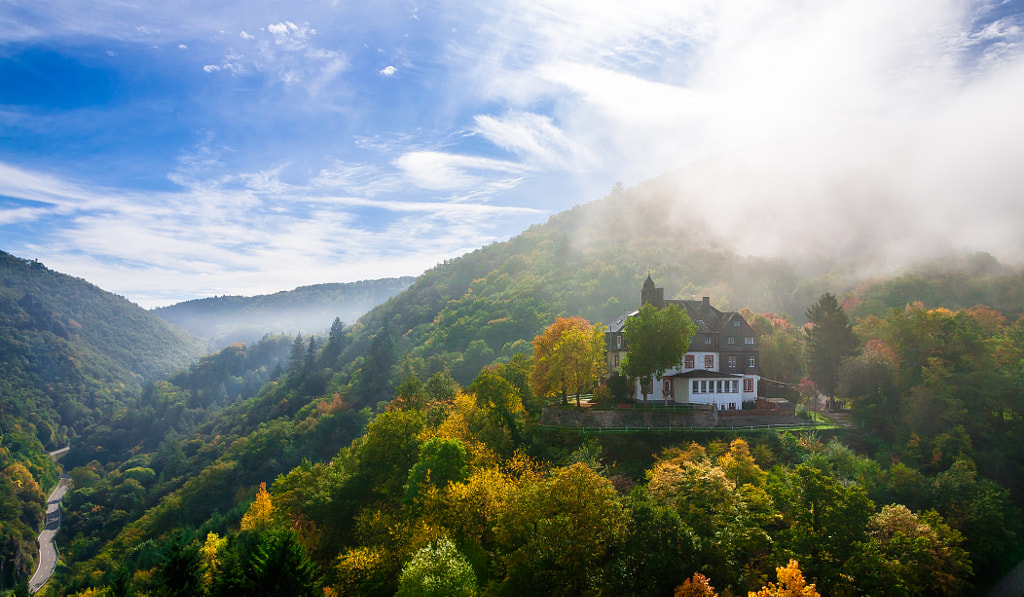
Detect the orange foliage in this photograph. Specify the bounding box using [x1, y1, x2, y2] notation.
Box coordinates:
[530, 316, 593, 399]
[675, 572, 718, 597]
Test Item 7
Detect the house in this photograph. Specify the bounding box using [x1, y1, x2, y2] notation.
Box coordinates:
[606, 276, 760, 410]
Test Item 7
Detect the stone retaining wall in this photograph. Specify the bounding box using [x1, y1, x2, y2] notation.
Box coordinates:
[540, 407, 806, 428]
[541, 408, 717, 428]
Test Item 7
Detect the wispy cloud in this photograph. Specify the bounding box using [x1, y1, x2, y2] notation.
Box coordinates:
[473, 111, 592, 169]
[3, 0, 1023, 305]
[393, 151, 529, 191]
[2, 154, 541, 306]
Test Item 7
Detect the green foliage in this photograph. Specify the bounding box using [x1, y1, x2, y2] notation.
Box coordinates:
[622, 303, 696, 402]
[405, 438, 469, 505]
[396, 537, 477, 597]
[804, 293, 857, 397]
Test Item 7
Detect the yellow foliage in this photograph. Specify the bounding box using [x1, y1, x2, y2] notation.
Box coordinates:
[3, 463, 42, 499]
[334, 545, 389, 595]
[200, 531, 228, 586]
[427, 392, 501, 469]
[749, 560, 819, 597]
[240, 482, 275, 531]
[427, 466, 515, 542]
[718, 438, 767, 487]
[675, 572, 719, 597]
[659, 442, 709, 466]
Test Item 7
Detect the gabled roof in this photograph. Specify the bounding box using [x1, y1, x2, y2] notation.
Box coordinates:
[608, 310, 637, 333]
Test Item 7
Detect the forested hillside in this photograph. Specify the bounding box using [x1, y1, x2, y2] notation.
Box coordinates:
[0, 250, 209, 589]
[35, 181, 1024, 596]
[152, 278, 416, 347]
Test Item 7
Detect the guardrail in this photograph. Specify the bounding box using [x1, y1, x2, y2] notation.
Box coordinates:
[540, 421, 833, 433]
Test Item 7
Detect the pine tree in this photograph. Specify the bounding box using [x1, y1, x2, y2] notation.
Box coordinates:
[804, 293, 857, 398]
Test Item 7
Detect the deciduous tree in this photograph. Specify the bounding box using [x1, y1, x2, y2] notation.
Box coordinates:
[530, 317, 603, 405]
[622, 303, 696, 404]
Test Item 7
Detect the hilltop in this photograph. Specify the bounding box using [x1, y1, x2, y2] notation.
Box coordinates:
[152, 277, 416, 347]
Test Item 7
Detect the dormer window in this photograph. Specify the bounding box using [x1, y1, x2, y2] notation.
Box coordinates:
[697, 319, 705, 326]
[704, 335, 712, 345]
[733, 320, 741, 327]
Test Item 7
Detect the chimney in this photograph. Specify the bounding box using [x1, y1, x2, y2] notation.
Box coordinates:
[702, 296, 710, 311]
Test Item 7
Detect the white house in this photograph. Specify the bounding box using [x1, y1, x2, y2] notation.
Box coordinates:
[606, 276, 760, 410]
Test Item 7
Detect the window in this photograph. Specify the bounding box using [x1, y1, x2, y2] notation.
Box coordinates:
[684, 354, 694, 369]
[744, 336, 754, 345]
[692, 380, 699, 393]
[700, 380, 708, 393]
[697, 319, 705, 326]
[704, 335, 712, 345]
[616, 335, 622, 349]
[717, 380, 724, 393]
[664, 379, 672, 396]
[614, 353, 621, 368]
[732, 380, 738, 393]
[748, 356, 756, 368]
[728, 356, 737, 369]
[704, 355, 714, 369]
[729, 403, 736, 410]
[733, 320, 741, 327]
[727, 336, 736, 345]
[743, 378, 753, 392]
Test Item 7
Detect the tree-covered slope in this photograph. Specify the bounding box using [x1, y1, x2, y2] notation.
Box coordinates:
[0, 249, 208, 588]
[39, 176, 1024, 595]
[338, 180, 1024, 393]
[152, 277, 416, 347]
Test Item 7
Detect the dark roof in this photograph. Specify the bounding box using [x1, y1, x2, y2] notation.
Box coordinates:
[670, 370, 744, 379]
[608, 310, 637, 333]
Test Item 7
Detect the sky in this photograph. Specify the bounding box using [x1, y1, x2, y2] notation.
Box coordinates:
[1, 0, 1023, 307]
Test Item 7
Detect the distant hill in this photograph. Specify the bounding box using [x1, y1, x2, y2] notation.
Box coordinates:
[151, 277, 416, 347]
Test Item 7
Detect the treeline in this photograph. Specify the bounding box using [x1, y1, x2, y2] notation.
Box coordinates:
[43, 293, 1024, 596]
[48, 364, 1014, 596]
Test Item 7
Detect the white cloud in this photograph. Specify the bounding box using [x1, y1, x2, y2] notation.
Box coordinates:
[203, 64, 221, 72]
[240, 30, 255, 40]
[178, 43, 187, 49]
[460, 0, 1024, 263]
[0, 206, 49, 225]
[380, 65, 397, 76]
[394, 151, 528, 191]
[474, 111, 592, 169]
[0, 157, 542, 307]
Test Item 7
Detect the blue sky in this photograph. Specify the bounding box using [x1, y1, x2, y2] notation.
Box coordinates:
[2, 1, 1023, 307]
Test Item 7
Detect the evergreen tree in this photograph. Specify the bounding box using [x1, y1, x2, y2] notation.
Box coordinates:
[287, 334, 306, 378]
[320, 317, 348, 367]
[356, 325, 396, 406]
[804, 293, 858, 398]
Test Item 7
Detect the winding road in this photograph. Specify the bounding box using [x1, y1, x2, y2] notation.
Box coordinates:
[28, 453, 72, 594]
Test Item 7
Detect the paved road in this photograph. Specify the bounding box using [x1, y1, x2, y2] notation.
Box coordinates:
[28, 474, 72, 594]
[989, 558, 1024, 597]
